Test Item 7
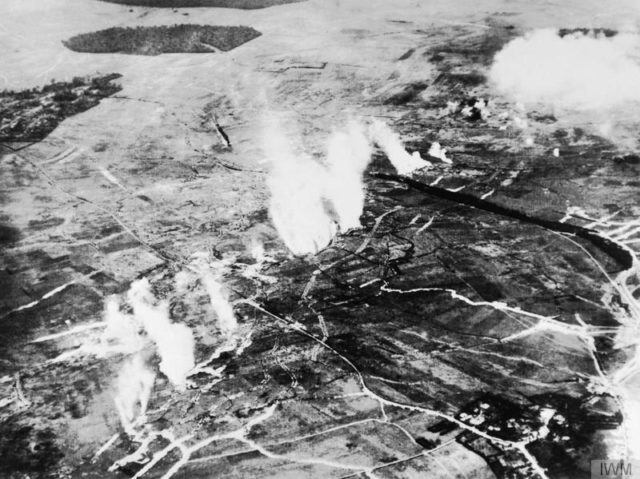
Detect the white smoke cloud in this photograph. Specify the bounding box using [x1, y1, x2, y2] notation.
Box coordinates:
[242, 239, 277, 284]
[101, 296, 144, 354]
[127, 278, 195, 392]
[113, 353, 156, 434]
[324, 121, 373, 231]
[264, 115, 337, 256]
[369, 119, 431, 174]
[99, 271, 242, 432]
[490, 29, 640, 111]
[428, 142, 452, 164]
[250, 239, 265, 263]
[264, 116, 437, 255]
[190, 259, 238, 337]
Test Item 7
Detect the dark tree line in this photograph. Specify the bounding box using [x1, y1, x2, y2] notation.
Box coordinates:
[96, 0, 300, 9]
[0, 75, 122, 142]
[63, 25, 261, 55]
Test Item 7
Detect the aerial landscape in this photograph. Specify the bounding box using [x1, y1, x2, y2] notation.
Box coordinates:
[1, 0, 640, 478]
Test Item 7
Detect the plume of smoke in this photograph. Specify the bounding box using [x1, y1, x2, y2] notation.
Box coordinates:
[101, 296, 144, 354]
[428, 142, 452, 164]
[128, 279, 195, 391]
[174, 270, 194, 295]
[264, 115, 393, 255]
[194, 262, 238, 337]
[176, 257, 248, 375]
[250, 239, 265, 262]
[324, 121, 373, 231]
[369, 119, 431, 175]
[263, 115, 337, 256]
[113, 352, 155, 434]
[97, 280, 196, 433]
[242, 239, 277, 284]
[490, 29, 640, 111]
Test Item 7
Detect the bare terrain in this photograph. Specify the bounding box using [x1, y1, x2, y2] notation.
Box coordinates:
[1, 1, 640, 478]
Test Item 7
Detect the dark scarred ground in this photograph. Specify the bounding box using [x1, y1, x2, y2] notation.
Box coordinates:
[1, 1, 640, 478]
